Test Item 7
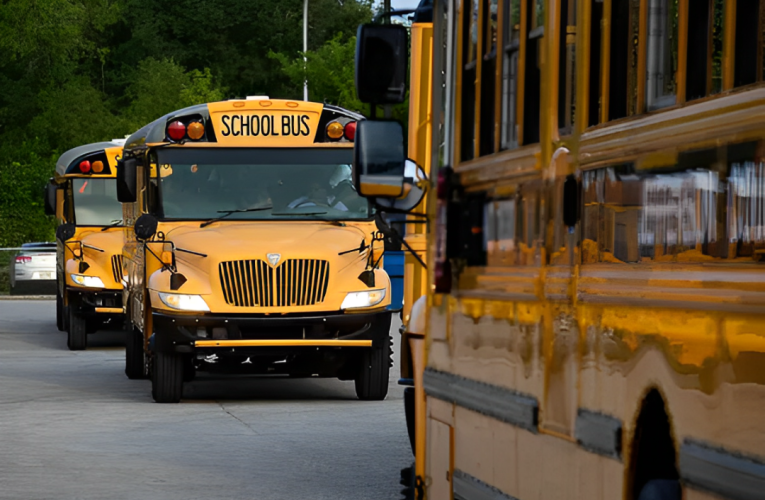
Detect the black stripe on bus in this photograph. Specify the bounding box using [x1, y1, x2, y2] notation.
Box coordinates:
[680, 440, 765, 500]
[574, 409, 622, 460]
[453, 470, 519, 500]
[422, 368, 538, 433]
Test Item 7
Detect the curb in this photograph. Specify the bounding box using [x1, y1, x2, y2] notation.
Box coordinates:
[0, 295, 55, 300]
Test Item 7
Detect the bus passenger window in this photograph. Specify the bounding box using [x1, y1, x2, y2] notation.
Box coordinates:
[588, 0, 603, 127]
[608, 0, 630, 120]
[685, 0, 724, 100]
[645, 0, 678, 111]
[460, 0, 478, 161]
[558, 0, 576, 134]
[524, 0, 543, 144]
[479, 0, 498, 156]
[501, 0, 521, 149]
[734, 0, 761, 88]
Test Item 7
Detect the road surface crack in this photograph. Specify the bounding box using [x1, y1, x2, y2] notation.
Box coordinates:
[217, 401, 259, 434]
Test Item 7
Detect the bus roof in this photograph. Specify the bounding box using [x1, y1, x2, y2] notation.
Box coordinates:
[55, 141, 125, 177]
[123, 99, 363, 152]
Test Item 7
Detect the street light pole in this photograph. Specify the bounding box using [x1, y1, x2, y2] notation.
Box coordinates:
[303, 0, 309, 101]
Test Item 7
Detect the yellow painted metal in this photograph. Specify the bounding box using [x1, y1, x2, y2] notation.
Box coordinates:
[95, 307, 123, 314]
[723, 0, 736, 90]
[194, 339, 372, 348]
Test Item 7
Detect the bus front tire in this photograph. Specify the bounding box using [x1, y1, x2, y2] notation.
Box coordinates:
[355, 314, 392, 401]
[125, 328, 147, 379]
[152, 353, 184, 403]
[67, 308, 87, 351]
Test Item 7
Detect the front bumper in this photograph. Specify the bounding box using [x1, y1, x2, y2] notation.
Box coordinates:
[151, 310, 388, 354]
[66, 288, 124, 316]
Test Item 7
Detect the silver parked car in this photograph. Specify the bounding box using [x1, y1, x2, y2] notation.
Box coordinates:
[9, 242, 57, 295]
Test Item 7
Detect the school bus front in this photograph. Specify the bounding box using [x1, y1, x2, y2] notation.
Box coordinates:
[119, 98, 393, 403]
[48, 141, 127, 351]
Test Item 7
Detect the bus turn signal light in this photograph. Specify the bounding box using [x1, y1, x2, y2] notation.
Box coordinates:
[79, 161, 91, 173]
[187, 121, 205, 140]
[167, 121, 186, 141]
[344, 121, 356, 141]
[326, 121, 344, 140]
[91, 160, 104, 173]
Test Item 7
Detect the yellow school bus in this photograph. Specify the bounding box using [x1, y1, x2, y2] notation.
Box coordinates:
[44, 140, 127, 350]
[354, 0, 765, 499]
[116, 97, 393, 403]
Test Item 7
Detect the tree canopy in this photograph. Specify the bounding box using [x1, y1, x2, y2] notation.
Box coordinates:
[0, 0, 379, 247]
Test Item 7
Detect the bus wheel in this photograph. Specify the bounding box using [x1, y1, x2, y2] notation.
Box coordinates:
[67, 308, 87, 351]
[152, 353, 184, 403]
[355, 314, 392, 401]
[56, 293, 64, 332]
[631, 389, 681, 500]
[125, 328, 147, 379]
[637, 479, 681, 500]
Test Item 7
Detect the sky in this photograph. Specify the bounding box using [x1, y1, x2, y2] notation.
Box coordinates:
[375, 0, 422, 9]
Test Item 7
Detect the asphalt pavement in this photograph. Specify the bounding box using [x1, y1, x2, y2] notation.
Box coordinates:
[0, 300, 411, 500]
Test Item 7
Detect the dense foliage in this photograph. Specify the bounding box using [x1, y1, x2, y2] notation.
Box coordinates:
[0, 0, 377, 247]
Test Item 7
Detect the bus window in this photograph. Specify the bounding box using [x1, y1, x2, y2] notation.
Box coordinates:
[71, 178, 123, 226]
[558, 0, 576, 134]
[484, 198, 517, 266]
[500, 0, 521, 149]
[645, 0, 678, 110]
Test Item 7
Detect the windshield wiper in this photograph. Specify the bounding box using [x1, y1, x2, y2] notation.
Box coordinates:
[271, 211, 328, 216]
[200, 205, 273, 228]
[101, 220, 123, 231]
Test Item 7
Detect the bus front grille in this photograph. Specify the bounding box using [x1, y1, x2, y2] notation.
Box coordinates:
[111, 255, 124, 284]
[219, 259, 330, 307]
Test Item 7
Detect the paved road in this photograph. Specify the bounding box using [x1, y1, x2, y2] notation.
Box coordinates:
[0, 300, 411, 500]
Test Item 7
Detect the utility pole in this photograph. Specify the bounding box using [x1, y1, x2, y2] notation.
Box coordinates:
[383, 0, 391, 24]
[303, 0, 309, 101]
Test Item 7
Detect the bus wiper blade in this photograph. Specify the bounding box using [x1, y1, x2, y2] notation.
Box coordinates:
[271, 211, 328, 216]
[200, 205, 273, 228]
[101, 220, 123, 231]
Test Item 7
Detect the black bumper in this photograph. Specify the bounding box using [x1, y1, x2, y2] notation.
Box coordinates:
[66, 288, 123, 317]
[151, 310, 389, 354]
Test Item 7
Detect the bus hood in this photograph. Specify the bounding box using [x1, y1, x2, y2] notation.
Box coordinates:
[65, 227, 124, 289]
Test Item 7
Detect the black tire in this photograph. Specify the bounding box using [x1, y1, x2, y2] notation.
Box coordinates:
[67, 307, 87, 351]
[125, 328, 147, 379]
[152, 353, 184, 403]
[56, 293, 64, 332]
[637, 479, 681, 500]
[354, 313, 392, 401]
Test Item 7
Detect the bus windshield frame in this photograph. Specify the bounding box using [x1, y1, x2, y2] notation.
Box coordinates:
[152, 147, 373, 223]
[71, 177, 123, 227]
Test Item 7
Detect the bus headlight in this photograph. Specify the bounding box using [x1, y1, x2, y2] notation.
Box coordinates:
[71, 274, 105, 288]
[341, 289, 386, 309]
[158, 292, 210, 312]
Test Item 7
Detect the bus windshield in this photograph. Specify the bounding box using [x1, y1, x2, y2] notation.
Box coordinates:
[155, 148, 370, 221]
[72, 178, 123, 226]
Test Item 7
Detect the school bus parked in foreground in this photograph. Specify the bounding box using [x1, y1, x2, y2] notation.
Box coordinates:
[116, 97, 393, 403]
[45, 140, 128, 350]
[353, 0, 765, 498]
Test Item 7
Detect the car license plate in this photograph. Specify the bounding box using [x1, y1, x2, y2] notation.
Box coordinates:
[34, 272, 53, 280]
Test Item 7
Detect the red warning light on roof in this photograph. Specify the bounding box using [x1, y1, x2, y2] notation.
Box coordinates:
[79, 161, 91, 173]
[167, 121, 187, 141]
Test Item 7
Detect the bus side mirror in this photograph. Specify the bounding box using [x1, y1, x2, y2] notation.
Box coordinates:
[563, 175, 580, 228]
[56, 223, 76, 243]
[355, 24, 408, 104]
[134, 214, 158, 241]
[116, 158, 138, 203]
[44, 181, 57, 216]
[353, 120, 406, 198]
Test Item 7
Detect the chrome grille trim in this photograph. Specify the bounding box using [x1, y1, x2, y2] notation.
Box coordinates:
[111, 255, 124, 284]
[219, 259, 330, 307]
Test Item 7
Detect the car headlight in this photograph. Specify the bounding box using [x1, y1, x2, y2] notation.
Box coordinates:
[341, 289, 386, 309]
[158, 292, 210, 312]
[70, 274, 105, 288]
